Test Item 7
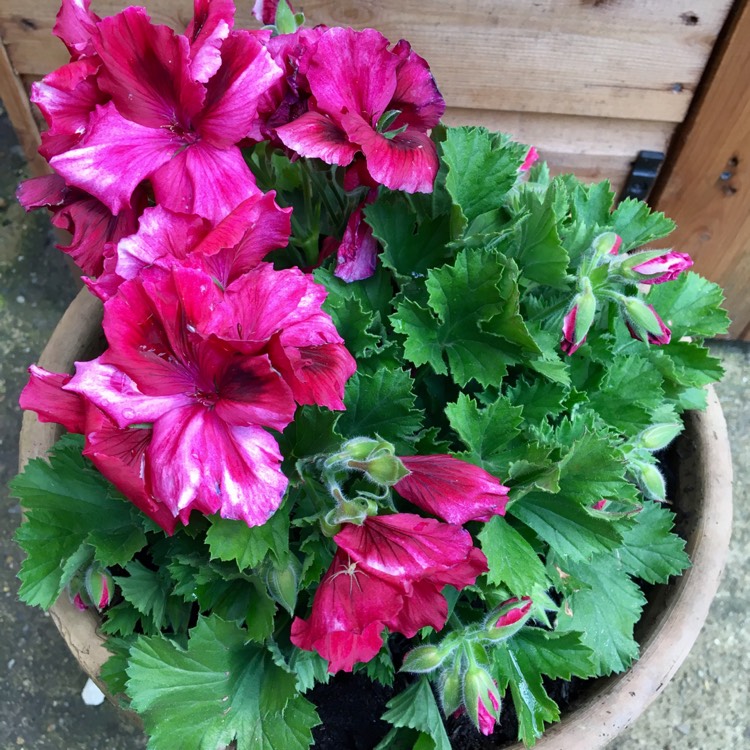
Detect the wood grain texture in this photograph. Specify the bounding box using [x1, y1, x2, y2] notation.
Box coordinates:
[0, 39, 47, 176]
[0, 0, 732, 120]
[653, 0, 750, 338]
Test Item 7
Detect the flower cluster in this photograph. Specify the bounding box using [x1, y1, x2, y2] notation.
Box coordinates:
[13, 1, 726, 748]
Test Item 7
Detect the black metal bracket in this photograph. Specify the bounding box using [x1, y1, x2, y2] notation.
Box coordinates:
[618, 150, 665, 204]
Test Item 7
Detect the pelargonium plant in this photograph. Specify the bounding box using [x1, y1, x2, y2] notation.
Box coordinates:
[12, 0, 730, 748]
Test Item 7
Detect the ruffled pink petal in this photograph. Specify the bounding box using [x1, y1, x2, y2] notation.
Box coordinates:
[147, 406, 288, 527]
[306, 27, 397, 122]
[343, 114, 439, 193]
[395, 455, 510, 524]
[17, 174, 69, 210]
[19, 366, 86, 434]
[31, 58, 105, 159]
[151, 141, 260, 223]
[50, 102, 177, 216]
[197, 30, 283, 147]
[429, 545, 488, 589]
[191, 191, 291, 285]
[390, 40, 445, 130]
[82, 411, 177, 534]
[268, 340, 356, 411]
[212, 354, 296, 431]
[54, 0, 100, 59]
[54, 188, 146, 277]
[93, 7, 205, 127]
[186, 0, 235, 83]
[334, 204, 380, 282]
[275, 110, 358, 166]
[334, 513, 475, 585]
[114, 205, 211, 282]
[65, 357, 193, 428]
[520, 146, 539, 172]
[290, 549, 403, 673]
[384, 579, 448, 638]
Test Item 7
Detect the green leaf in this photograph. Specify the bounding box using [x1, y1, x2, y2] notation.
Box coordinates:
[508, 187, 570, 287]
[609, 198, 675, 250]
[12, 435, 147, 609]
[616, 501, 690, 584]
[511, 628, 596, 681]
[441, 126, 525, 229]
[393, 249, 536, 387]
[322, 293, 381, 357]
[478, 516, 550, 594]
[445, 393, 522, 471]
[656, 342, 725, 388]
[506, 379, 572, 425]
[586, 355, 664, 435]
[381, 677, 451, 750]
[100, 638, 134, 697]
[647, 272, 730, 339]
[510, 494, 623, 562]
[101, 601, 144, 637]
[338, 368, 423, 445]
[365, 194, 452, 281]
[127, 615, 319, 750]
[206, 511, 289, 571]
[494, 644, 559, 745]
[116, 561, 171, 631]
[555, 556, 645, 674]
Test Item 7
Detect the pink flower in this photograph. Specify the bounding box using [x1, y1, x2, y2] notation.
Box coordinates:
[275, 27, 445, 193]
[519, 146, 538, 172]
[560, 304, 584, 355]
[332, 200, 379, 282]
[90, 190, 291, 299]
[630, 251, 693, 284]
[19, 365, 177, 533]
[17, 173, 146, 277]
[394, 455, 509, 525]
[290, 550, 403, 673]
[49, 4, 283, 221]
[291, 514, 487, 671]
[64, 262, 353, 527]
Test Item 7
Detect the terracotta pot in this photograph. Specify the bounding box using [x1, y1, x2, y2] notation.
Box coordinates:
[18, 288, 734, 748]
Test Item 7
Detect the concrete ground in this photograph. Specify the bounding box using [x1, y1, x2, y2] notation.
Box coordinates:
[0, 106, 747, 750]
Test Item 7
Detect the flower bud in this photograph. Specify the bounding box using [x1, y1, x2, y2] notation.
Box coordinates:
[439, 661, 463, 716]
[627, 250, 693, 284]
[401, 645, 450, 674]
[592, 231, 622, 259]
[265, 557, 301, 614]
[622, 299, 671, 345]
[638, 423, 683, 451]
[634, 461, 666, 500]
[519, 146, 539, 172]
[84, 564, 114, 611]
[561, 277, 596, 355]
[73, 593, 89, 611]
[463, 664, 502, 736]
[350, 453, 410, 486]
[484, 596, 532, 640]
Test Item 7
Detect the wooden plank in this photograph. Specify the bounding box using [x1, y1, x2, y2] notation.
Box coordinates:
[444, 109, 675, 194]
[0, 38, 47, 176]
[652, 0, 750, 339]
[0, 0, 733, 121]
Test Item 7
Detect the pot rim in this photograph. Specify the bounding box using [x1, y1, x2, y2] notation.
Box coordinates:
[18, 287, 734, 748]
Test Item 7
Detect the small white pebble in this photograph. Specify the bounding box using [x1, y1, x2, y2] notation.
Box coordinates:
[7, 659, 15, 670]
[15, 295, 25, 304]
[81, 678, 105, 706]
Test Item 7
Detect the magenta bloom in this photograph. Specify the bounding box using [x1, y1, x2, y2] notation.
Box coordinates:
[19, 365, 177, 533]
[630, 251, 693, 284]
[560, 304, 584, 355]
[64, 262, 353, 527]
[276, 27, 445, 193]
[90, 190, 291, 299]
[332, 202, 380, 282]
[394, 455, 509, 524]
[49, 4, 283, 221]
[519, 146, 539, 172]
[291, 514, 487, 671]
[17, 173, 146, 277]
